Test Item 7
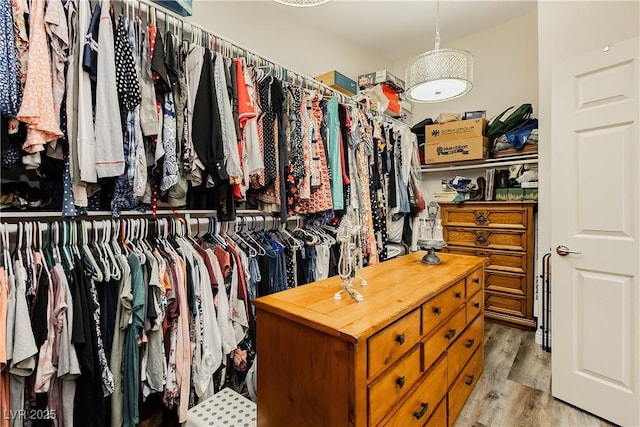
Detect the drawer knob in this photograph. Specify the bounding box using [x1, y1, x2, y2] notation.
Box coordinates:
[395, 333, 405, 345]
[433, 306, 442, 315]
[476, 232, 489, 245]
[474, 302, 480, 309]
[445, 329, 456, 340]
[465, 339, 475, 349]
[465, 375, 475, 386]
[475, 212, 488, 224]
[413, 402, 429, 420]
[473, 277, 480, 284]
[396, 376, 405, 388]
[455, 291, 462, 299]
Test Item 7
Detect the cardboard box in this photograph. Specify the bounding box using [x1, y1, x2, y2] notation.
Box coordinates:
[424, 136, 489, 164]
[425, 118, 487, 143]
[433, 191, 459, 202]
[315, 70, 357, 96]
[358, 70, 405, 92]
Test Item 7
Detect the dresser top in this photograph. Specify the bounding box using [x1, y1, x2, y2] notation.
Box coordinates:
[254, 252, 485, 342]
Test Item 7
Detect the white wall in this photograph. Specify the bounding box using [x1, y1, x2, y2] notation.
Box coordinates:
[392, 11, 539, 199]
[393, 11, 539, 129]
[188, 1, 393, 82]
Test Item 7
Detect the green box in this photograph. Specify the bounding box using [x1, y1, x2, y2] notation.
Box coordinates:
[523, 188, 538, 201]
[495, 188, 509, 201]
[507, 188, 524, 201]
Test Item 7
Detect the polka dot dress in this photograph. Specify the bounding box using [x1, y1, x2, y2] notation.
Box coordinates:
[259, 78, 276, 186]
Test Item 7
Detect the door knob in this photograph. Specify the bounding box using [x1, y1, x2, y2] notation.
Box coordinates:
[556, 245, 582, 256]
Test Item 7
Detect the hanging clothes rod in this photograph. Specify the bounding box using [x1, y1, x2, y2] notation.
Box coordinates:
[0, 213, 294, 235]
[0, 208, 271, 220]
[131, 0, 355, 104]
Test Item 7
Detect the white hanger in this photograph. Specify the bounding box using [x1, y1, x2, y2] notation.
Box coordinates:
[1, 224, 14, 278]
[52, 222, 62, 265]
[15, 222, 24, 267]
[81, 220, 103, 282]
[92, 220, 110, 282]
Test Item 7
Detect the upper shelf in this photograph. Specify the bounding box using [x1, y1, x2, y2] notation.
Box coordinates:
[420, 154, 538, 173]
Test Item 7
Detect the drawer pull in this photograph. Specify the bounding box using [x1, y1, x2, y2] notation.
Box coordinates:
[473, 277, 480, 284]
[455, 291, 462, 299]
[395, 333, 405, 345]
[413, 402, 429, 420]
[433, 306, 442, 315]
[476, 231, 489, 245]
[476, 212, 488, 224]
[396, 376, 405, 388]
[465, 339, 475, 348]
[465, 375, 475, 386]
[473, 302, 480, 309]
[445, 329, 456, 340]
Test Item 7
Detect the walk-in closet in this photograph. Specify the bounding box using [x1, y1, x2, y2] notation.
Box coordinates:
[1, 1, 638, 426]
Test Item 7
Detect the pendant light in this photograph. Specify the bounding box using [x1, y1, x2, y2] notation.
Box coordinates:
[272, 0, 332, 7]
[405, 0, 473, 103]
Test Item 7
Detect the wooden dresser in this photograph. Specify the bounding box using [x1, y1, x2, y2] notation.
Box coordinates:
[254, 252, 485, 427]
[440, 202, 536, 330]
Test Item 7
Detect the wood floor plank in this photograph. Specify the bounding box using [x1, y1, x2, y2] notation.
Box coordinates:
[490, 379, 549, 427]
[456, 322, 524, 426]
[507, 330, 552, 393]
[456, 321, 620, 427]
[544, 395, 618, 427]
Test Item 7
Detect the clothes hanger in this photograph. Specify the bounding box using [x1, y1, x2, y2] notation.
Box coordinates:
[52, 222, 62, 266]
[208, 218, 227, 248]
[14, 222, 24, 268]
[293, 218, 319, 245]
[43, 221, 54, 269]
[280, 222, 303, 250]
[1, 224, 14, 280]
[92, 220, 111, 282]
[81, 220, 103, 281]
[25, 222, 39, 293]
[230, 218, 258, 258]
[119, 219, 131, 255]
[240, 217, 266, 256]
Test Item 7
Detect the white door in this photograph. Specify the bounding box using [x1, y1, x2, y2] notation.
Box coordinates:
[551, 36, 639, 426]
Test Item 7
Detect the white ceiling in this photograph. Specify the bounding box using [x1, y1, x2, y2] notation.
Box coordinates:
[269, 0, 537, 61]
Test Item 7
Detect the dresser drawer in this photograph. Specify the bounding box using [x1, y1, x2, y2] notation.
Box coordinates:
[444, 227, 528, 252]
[466, 290, 484, 323]
[368, 309, 421, 379]
[369, 345, 422, 426]
[486, 271, 527, 296]
[445, 246, 527, 274]
[447, 314, 483, 387]
[448, 346, 484, 426]
[466, 267, 484, 296]
[485, 291, 528, 318]
[441, 205, 529, 229]
[423, 307, 466, 370]
[424, 398, 447, 427]
[382, 354, 447, 427]
[422, 279, 465, 335]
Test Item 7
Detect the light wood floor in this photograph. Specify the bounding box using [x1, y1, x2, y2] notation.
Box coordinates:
[454, 321, 618, 427]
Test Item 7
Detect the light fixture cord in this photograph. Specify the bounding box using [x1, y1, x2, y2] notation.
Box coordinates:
[434, 0, 441, 50]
